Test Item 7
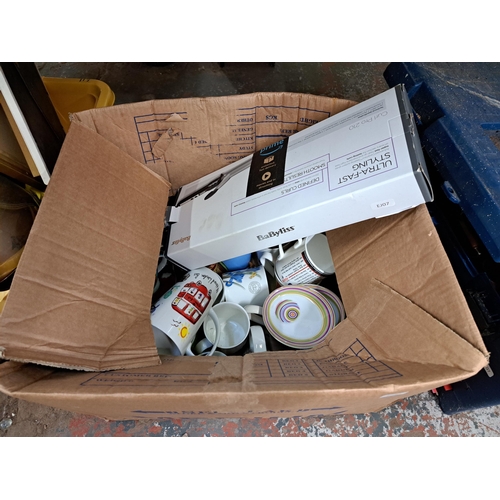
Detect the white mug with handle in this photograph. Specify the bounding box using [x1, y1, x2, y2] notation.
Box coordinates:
[221, 265, 269, 307]
[151, 267, 223, 356]
[260, 233, 335, 286]
[203, 302, 251, 355]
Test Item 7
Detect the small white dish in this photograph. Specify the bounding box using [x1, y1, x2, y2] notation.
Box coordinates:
[303, 284, 345, 325]
[262, 285, 336, 349]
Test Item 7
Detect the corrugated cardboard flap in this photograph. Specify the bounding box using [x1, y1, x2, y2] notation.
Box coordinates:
[0, 123, 171, 371]
[72, 92, 357, 192]
[324, 279, 488, 380]
[328, 204, 488, 356]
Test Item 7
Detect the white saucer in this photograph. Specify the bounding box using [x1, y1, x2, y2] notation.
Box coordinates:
[302, 284, 345, 325]
[262, 286, 336, 349]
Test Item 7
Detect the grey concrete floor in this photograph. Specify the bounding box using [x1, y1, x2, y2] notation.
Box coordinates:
[36, 62, 391, 104]
[1, 62, 500, 437]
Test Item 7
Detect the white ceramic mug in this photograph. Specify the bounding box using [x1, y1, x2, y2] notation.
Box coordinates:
[195, 318, 266, 355]
[221, 265, 269, 306]
[258, 247, 280, 276]
[260, 233, 335, 286]
[203, 302, 251, 355]
[151, 267, 223, 356]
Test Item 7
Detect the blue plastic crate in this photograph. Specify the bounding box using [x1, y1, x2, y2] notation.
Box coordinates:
[384, 63, 500, 263]
[384, 63, 500, 414]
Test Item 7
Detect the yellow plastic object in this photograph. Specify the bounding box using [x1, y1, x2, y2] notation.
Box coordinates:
[24, 184, 44, 202]
[42, 77, 116, 132]
[0, 291, 8, 315]
[0, 176, 38, 281]
[0, 248, 23, 282]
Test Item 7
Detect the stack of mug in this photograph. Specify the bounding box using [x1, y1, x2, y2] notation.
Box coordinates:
[151, 233, 345, 357]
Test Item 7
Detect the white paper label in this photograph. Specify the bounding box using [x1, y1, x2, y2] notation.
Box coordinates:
[371, 199, 396, 210]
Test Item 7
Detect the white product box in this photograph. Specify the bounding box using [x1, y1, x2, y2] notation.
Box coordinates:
[167, 85, 433, 270]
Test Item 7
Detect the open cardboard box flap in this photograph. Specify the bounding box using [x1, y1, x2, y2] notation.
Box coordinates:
[0, 123, 170, 370]
[71, 92, 358, 192]
[0, 91, 489, 418]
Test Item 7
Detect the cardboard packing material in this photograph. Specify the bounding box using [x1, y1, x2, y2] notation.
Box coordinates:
[0, 89, 489, 420]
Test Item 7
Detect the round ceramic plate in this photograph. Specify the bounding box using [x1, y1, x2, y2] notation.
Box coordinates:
[262, 286, 336, 349]
[303, 284, 345, 325]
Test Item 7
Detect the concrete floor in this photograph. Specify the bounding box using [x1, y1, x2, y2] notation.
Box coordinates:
[1, 62, 500, 437]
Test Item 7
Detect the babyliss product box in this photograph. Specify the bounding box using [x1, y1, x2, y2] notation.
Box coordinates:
[167, 85, 433, 269]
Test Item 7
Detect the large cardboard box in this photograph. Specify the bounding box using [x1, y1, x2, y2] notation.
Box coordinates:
[0, 90, 489, 420]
